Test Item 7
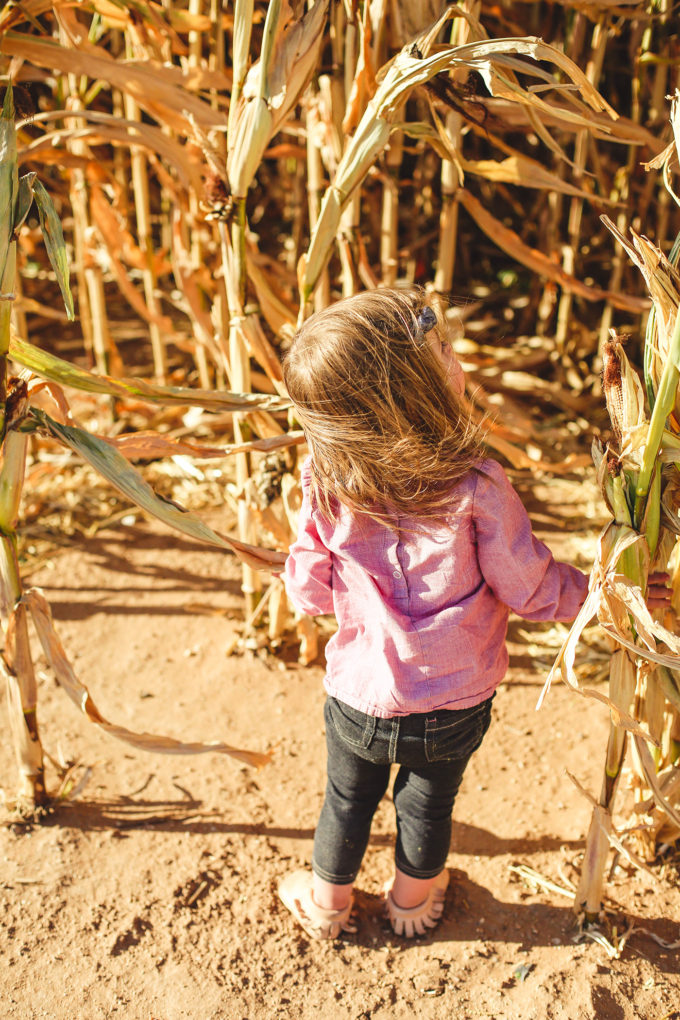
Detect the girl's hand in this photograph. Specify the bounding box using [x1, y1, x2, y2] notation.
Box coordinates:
[646, 572, 672, 611]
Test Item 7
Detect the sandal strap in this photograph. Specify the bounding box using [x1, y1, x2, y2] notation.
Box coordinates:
[384, 870, 449, 938]
[298, 898, 354, 937]
[279, 869, 356, 940]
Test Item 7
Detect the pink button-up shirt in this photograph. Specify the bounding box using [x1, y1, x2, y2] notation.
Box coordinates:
[284, 458, 587, 718]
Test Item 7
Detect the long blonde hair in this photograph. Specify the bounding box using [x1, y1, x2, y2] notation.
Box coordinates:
[283, 287, 483, 522]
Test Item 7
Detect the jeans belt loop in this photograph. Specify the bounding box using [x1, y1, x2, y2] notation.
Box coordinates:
[388, 716, 400, 764]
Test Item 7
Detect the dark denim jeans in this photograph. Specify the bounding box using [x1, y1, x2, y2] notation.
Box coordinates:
[311, 694, 493, 884]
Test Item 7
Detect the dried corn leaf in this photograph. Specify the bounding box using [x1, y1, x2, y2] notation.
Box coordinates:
[88, 192, 173, 333]
[13, 294, 70, 323]
[23, 588, 270, 768]
[637, 765, 680, 821]
[89, 184, 170, 276]
[19, 110, 203, 192]
[541, 513, 680, 743]
[0, 655, 44, 789]
[459, 153, 596, 200]
[0, 0, 71, 32]
[600, 576, 680, 660]
[632, 734, 680, 829]
[541, 524, 638, 701]
[603, 220, 679, 351]
[302, 26, 624, 302]
[459, 192, 648, 313]
[342, 1, 377, 135]
[1, 31, 227, 133]
[171, 209, 224, 361]
[104, 430, 305, 461]
[30, 409, 287, 572]
[10, 332, 290, 412]
[242, 314, 285, 390]
[2, 600, 37, 709]
[566, 773, 660, 880]
[246, 250, 297, 336]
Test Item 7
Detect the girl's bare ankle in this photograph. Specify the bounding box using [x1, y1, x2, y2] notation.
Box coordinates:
[390, 869, 439, 909]
[312, 873, 353, 912]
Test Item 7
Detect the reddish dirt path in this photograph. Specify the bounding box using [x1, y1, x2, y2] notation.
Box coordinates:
[1, 483, 679, 1019]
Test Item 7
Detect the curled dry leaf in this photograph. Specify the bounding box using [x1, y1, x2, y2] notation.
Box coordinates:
[22, 588, 272, 768]
[632, 734, 680, 830]
[300, 25, 623, 303]
[1, 31, 228, 134]
[103, 429, 306, 462]
[459, 192, 648, 314]
[18, 109, 204, 192]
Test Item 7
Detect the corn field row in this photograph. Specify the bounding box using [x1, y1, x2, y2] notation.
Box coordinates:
[1, 1, 680, 920]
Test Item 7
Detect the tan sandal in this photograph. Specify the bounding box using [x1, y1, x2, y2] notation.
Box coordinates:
[278, 869, 357, 940]
[384, 869, 449, 938]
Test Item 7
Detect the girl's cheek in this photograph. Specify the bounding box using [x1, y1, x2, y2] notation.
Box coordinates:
[450, 360, 465, 395]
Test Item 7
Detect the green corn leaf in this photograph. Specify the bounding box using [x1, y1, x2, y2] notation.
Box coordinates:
[635, 306, 680, 526]
[9, 333, 291, 412]
[29, 408, 286, 572]
[257, 0, 282, 102]
[14, 172, 36, 232]
[31, 178, 74, 321]
[0, 86, 17, 270]
[0, 245, 15, 364]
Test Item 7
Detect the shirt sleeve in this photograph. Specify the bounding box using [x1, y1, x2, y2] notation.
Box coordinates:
[283, 461, 334, 616]
[472, 460, 588, 622]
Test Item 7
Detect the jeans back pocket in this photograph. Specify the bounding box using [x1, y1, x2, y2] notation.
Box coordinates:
[325, 697, 377, 751]
[424, 699, 492, 763]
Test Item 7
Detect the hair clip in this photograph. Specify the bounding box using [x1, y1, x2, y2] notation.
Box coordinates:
[417, 306, 437, 335]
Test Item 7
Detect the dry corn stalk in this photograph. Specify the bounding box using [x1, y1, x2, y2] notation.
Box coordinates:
[542, 95, 680, 919]
[4, 6, 679, 684]
[202, 0, 325, 611]
[298, 8, 618, 312]
[0, 85, 289, 809]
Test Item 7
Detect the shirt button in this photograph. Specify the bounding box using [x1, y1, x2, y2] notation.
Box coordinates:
[393, 569, 402, 578]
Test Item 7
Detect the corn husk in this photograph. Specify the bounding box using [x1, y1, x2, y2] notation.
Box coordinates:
[227, 0, 328, 199]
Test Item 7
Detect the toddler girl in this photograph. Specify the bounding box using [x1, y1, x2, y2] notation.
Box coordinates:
[276, 287, 658, 941]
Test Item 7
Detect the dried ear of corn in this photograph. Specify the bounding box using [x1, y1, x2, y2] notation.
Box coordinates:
[227, 0, 328, 200]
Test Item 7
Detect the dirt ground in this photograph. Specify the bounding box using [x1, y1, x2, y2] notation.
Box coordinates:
[1, 471, 679, 1020]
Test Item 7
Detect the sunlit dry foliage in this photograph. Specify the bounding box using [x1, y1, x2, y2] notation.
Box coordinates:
[541, 98, 680, 918]
[0, 1, 679, 836]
